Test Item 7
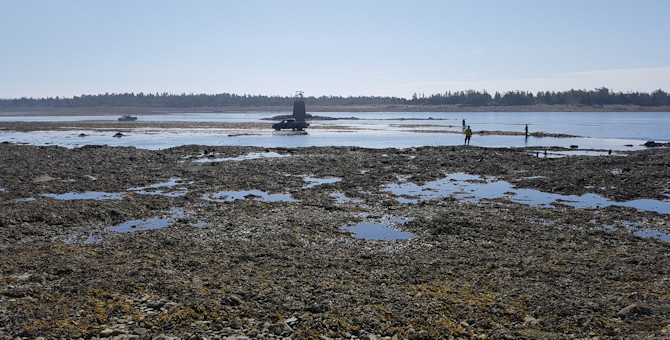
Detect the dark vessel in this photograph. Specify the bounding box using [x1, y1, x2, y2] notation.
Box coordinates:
[118, 115, 138, 121]
[272, 92, 309, 131]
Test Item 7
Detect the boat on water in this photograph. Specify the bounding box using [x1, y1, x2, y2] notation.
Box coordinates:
[118, 115, 138, 121]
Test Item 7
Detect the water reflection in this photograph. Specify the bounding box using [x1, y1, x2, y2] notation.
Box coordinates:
[0, 125, 653, 151]
[301, 176, 342, 189]
[386, 173, 670, 215]
[602, 220, 670, 242]
[635, 229, 670, 242]
[194, 151, 288, 163]
[331, 192, 364, 204]
[128, 178, 191, 197]
[110, 217, 172, 232]
[39, 178, 191, 200]
[42, 191, 125, 200]
[2, 111, 668, 150]
[110, 207, 193, 233]
[202, 189, 298, 202]
[341, 216, 415, 240]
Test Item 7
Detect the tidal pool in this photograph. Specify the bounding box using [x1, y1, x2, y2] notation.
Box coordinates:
[301, 176, 342, 189]
[386, 173, 670, 215]
[341, 217, 415, 240]
[40, 178, 192, 200]
[635, 229, 670, 242]
[128, 178, 191, 197]
[528, 150, 624, 158]
[110, 217, 172, 232]
[331, 192, 364, 204]
[110, 207, 193, 233]
[194, 151, 289, 163]
[42, 191, 125, 200]
[602, 220, 670, 242]
[202, 189, 298, 202]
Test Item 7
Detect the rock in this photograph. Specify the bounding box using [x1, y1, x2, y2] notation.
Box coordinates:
[100, 328, 126, 337]
[132, 327, 148, 335]
[223, 295, 244, 306]
[617, 303, 652, 318]
[146, 300, 165, 309]
[644, 140, 666, 147]
[522, 316, 540, 327]
[267, 322, 292, 335]
[307, 300, 331, 313]
[153, 335, 179, 340]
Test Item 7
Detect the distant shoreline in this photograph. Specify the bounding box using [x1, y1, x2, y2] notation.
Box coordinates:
[0, 104, 669, 116]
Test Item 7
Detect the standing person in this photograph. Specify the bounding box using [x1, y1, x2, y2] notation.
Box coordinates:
[525, 124, 529, 137]
[464, 125, 472, 145]
[462, 119, 466, 129]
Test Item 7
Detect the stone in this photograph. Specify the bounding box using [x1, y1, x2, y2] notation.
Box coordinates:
[153, 335, 179, 340]
[617, 303, 652, 318]
[522, 316, 540, 327]
[644, 141, 662, 147]
[361, 333, 378, 340]
[100, 328, 126, 337]
[146, 300, 165, 309]
[132, 327, 148, 335]
[268, 322, 287, 335]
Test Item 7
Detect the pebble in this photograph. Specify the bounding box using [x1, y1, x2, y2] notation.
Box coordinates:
[99, 328, 126, 337]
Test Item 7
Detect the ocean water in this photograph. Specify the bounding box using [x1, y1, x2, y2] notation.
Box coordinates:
[0, 111, 668, 150]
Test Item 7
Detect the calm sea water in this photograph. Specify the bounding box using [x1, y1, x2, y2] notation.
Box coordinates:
[0, 111, 668, 150]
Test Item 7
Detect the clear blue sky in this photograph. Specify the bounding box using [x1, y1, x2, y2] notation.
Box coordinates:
[1, 0, 669, 99]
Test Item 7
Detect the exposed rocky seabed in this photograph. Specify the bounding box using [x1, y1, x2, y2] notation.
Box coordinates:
[1, 142, 669, 339]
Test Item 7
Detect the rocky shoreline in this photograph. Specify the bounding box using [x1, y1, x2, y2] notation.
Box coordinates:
[1, 143, 669, 339]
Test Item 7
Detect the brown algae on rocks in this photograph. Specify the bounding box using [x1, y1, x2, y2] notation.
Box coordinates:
[0, 143, 669, 339]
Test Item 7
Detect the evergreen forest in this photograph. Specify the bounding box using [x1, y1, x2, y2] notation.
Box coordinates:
[1, 88, 668, 108]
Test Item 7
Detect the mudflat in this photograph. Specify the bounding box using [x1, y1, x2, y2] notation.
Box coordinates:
[1, 142, 669, 339]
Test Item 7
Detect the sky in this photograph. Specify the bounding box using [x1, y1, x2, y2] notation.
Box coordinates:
[1, 0, 669, 99]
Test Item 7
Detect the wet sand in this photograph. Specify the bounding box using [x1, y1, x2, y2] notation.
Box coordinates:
[1, 140, 669, 339]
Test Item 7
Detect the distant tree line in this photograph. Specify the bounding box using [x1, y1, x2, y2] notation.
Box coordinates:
[0, 92, 406, 108]
[1, 87, 668, 108]
[411, 88, 669, 107]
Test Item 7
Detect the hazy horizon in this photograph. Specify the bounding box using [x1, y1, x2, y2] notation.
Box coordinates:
[2, 0, 669, 99]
